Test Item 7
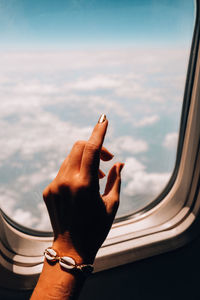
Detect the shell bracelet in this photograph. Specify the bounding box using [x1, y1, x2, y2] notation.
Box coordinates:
[44, 248, 94, 276]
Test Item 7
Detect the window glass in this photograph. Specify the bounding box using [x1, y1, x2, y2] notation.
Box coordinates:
[0, 0, 195, 231]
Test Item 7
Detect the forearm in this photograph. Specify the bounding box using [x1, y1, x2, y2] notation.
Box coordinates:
[31, 260, 86, 300]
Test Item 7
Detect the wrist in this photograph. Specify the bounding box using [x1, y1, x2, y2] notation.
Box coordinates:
[52, 239, 96, 265]
[44, 245, 94, 279]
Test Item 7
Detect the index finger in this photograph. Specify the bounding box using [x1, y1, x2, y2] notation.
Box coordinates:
[88, 114, 108, 148]
[80, 114, 108, 179]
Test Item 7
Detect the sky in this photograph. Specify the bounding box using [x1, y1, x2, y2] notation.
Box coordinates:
[0, 0, 195, 231]
[0, 0, 194, 49]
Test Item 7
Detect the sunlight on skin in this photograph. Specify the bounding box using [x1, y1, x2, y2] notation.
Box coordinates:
[31, 115, 124, 300]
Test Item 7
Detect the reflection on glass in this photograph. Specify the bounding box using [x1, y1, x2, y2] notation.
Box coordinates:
[0, 0, 195, 231]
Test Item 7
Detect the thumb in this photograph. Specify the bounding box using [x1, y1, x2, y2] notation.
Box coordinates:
[103, 163, 124, 204]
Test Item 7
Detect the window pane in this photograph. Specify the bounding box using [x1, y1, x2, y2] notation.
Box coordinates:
[0, 0, 195, 231]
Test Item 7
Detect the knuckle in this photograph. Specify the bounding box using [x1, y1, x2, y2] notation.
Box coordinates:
[85, 142, 99, 153]
[79, 180, 90, 190]
[43, 186, 50, 200]
[74, 175, 90, 190]
[48, 182, 58, 195]
[74, 140, 86, 148]
[49, 179, 66, 195]
[43, 182, 59, 200]
[57, 178, 70, 192]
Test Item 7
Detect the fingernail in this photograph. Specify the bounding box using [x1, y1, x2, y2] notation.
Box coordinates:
[98, 114, 106, 123]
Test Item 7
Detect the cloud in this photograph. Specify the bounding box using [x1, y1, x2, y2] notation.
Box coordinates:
[115, 82, 165, 102]
[11, 208, 38, 228]
[0, 186, 52, 230]
[0, 110, 92, 163]
[34, 202, 52, 231]
[0, 189, 19, 217]
[123, 157, 171, 197]
[163, 132, 178, 150]
[123, 157, 146, 176]
[0, 48, 188, 73]
[64, 75, 120, 91]
[0, 48, 186, 229]
[0, 48, 187, 124]
[124, 171, 171, 197]
[134, 115, 160, 127]
[108, 136, 148, 155]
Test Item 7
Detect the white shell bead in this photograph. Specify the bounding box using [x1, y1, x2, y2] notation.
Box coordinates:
[45, 253, 57, 261]
[59, 256, 76, 270]
[47, 248, 57, 257]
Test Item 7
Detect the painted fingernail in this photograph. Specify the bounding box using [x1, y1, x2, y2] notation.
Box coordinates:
[98, 114, 106, 123]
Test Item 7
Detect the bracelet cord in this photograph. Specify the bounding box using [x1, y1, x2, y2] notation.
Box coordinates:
[44, 247, 94, 276]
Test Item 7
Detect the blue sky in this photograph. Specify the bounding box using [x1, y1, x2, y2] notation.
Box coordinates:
[0, 0, 195, 49]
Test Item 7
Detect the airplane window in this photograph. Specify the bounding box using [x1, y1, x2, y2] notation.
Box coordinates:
[0, 0, 195, 231]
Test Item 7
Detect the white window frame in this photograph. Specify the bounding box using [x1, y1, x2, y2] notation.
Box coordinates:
[0, 0, 200, 290]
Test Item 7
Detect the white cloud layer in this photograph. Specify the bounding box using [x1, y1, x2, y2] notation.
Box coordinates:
[163, 132, 178, 150]
[123, 157, 171, 197]
[108, 136, 148, 155]
[0, 187, 52, 230]
[0, 48, 186, 230]
[134, 115, 160, 127]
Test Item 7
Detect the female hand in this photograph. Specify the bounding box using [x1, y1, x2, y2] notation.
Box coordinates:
[43, 114, 124, 264]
